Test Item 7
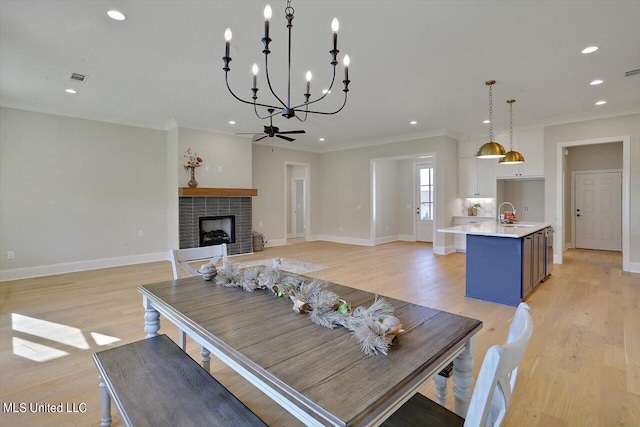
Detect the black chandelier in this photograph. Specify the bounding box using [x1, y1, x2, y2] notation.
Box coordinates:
[222, 0, 350, 121]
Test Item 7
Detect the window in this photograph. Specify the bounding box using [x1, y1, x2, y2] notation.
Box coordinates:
[419, 167, 434, 220]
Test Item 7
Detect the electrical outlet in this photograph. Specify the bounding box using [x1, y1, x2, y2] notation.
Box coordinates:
[259, 222, 263, 228]
[205, 165, 210, 172]
[138, 229, 144, 237]
[356, 204, 361, 210]
[218, 166, 223, 173]
[339, 226, 344, 232]
[524, 206, 529, 211]
[7, 251, 15, 259]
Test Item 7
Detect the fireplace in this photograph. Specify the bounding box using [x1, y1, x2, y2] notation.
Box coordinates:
[199, 215, 235, 247]
[179, 196, 252, 255]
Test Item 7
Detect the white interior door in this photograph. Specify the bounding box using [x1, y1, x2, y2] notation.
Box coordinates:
[415, 164, 434, 242]
[575, 172, 622, 251]
[291, 179, 306, 238]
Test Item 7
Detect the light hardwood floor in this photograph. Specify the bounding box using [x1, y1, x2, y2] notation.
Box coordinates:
[1, 241, 638, 426]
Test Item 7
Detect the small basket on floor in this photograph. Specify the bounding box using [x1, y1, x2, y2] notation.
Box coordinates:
[252, 232, 265, 252]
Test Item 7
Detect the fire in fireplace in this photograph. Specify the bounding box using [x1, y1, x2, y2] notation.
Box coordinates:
[199, 215, 236, 247]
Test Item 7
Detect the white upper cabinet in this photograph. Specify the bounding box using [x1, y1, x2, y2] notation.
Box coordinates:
[458, 140, 496, 198]
[495, 128, 544, 178]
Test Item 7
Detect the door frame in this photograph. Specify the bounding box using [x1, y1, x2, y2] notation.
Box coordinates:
[555, 136, 631, 271]
[571, 169, 622, 250]
[284, 162, 311, 242]
[414, 162, 434, 243]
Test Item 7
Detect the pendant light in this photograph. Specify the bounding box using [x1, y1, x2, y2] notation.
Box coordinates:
[477, 80, 506, 159]
[500, 99, 525, 164]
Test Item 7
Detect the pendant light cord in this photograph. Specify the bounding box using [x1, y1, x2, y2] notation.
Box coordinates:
[509, 101, 513, 151]
[488, 83, 494, 141]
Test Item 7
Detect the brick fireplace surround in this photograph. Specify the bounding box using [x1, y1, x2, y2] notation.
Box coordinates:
[178, 188, 255, 255]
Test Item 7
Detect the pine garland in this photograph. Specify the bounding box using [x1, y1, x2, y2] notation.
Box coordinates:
[213, 258, 404, 355]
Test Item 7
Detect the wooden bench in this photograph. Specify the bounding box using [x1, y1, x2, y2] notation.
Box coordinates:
[93, 334, 266, 427]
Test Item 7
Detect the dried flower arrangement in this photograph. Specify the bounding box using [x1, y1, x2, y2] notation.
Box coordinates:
[183, 148, 203, 171]
[215, 258, 404, 355]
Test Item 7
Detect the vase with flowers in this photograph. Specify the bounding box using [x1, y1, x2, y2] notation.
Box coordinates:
[183, 148, 203, 188]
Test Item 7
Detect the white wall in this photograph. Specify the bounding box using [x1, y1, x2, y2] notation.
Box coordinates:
[375, 160, 400, 239]
[0, 107, 169, 275]
[499, 180, 545, 222]
[544, 113, 640, 269]
[252, 144, 321, 246]
[177, 127, 252, 188]
[318, 135, 457, 252]
[397, 159, 415, 237]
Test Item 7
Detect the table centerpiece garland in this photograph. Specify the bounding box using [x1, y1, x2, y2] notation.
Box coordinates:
[208, 258, 404, 356]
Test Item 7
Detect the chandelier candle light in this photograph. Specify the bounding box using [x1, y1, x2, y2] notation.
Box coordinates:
[222, 0, 351, 122]
[477, 80, 507, 159]
[500, 99, 525, 164]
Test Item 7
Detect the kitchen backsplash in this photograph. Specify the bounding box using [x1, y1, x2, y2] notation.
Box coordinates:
[462, 198, 495, 217]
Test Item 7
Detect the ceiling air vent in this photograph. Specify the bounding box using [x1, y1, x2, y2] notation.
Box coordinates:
[624, 69, 640, 77]
[69, 73, 88, 83]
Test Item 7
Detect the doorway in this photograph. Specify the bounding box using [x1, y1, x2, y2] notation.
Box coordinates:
[573, 171, 622, 251]
[415, 164, 434, 242]
[555, 136, 630, 271]
[284, 162, 311, 244]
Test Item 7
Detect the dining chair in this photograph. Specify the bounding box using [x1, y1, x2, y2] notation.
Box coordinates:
[382, 302, 533, 427]
[169, 244, 228, 371]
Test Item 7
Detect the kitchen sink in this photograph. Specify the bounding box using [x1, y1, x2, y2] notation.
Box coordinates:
[501, 224, 535, 228]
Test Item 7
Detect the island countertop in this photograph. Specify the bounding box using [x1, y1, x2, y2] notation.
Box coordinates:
[438, 221, 553, 238]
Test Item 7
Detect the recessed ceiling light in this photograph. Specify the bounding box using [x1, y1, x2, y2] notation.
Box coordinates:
[581, 46, 598, 54]
[107, 10, 126, 21]
[410, 121, 417, 125]
[228, 120, 236, 124]
[595, 100, 607, 105]
[590, 79, 604, 85]
[318, 138, 325, 142]
[65, 88, 77, 94]
[483, 120, 491, 124]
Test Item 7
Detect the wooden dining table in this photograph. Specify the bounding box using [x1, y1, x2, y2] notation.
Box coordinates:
[139, 274, 482, 426]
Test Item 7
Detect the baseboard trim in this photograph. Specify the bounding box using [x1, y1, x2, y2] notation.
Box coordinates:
[265, 239, 287, 247]
[433, 245, 455, 255]
[375, 235, 419, 245]
[624, 260, 640, 274]
[375, 235, 398, 245]
[310, 235, 374, 247]
[0, 252, 169, 282]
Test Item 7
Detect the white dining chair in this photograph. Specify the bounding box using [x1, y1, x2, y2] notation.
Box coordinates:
[382, 302, 534, 427]
[169, 244, 228, 372]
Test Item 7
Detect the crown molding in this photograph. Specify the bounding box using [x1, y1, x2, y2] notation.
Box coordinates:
[0, 102, 168, 131]
[457, 105, 640, 142]
[317, 128, 458, 153]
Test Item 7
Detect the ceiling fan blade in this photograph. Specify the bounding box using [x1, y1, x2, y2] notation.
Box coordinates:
[276, 134, 295, 142]
[276, 130, 306, 134]
[236, 132, 262, 135]
[253, 135, 268, 142]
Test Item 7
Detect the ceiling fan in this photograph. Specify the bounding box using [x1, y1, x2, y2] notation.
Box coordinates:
[236, 109, 306, 142]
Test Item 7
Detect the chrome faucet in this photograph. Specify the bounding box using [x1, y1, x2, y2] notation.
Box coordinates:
[497, 202, 517, 223]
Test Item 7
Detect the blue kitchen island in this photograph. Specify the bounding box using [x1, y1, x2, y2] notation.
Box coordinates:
[439, 221, 553, 306]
